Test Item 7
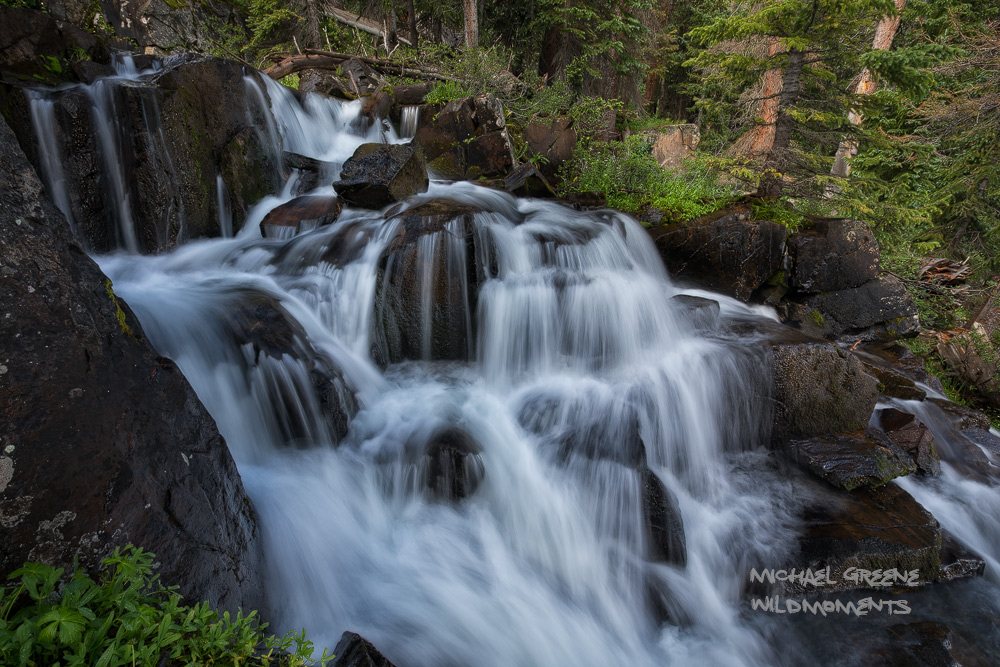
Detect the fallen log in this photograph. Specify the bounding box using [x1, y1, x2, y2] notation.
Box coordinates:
[328, 7, 412, 47]
[263, 51, 462, 83]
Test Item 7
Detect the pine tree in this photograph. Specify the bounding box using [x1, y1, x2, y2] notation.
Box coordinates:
[687, 0, 902, 198]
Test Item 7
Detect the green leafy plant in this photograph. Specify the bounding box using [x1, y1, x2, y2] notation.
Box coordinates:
[0, 546, 332, 667]
[559, 133, 735, 222]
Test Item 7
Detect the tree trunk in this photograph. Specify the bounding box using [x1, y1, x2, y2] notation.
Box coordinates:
[304, 0, 322, 49]
[731, 37, 784, 158]
[407, 0, 418, 50]
[463, 0, 478, 49]
[829, 0, 906, 181]
[757, 47, 803, 198]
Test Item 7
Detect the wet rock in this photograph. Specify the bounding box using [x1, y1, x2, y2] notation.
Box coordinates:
[360, 90, 391, 127]
[330, 631, 397, 667]
[372, 200, 481, 364]
[647, 217, 787, 302]
[261, 195, 342, 239]
[640, 467, 686, 567]
[793, 483, 941, 592]
[504, 162, 556, 198]
[427, 144, 466, 180]
[523, 116, 577, 181]
[282, 151, 334, 195]
[0, 115, 263, 613]
[224, 293, 358, 446]
[465, 129, 515, 179]
[787, 219, 880, 292]
[857, 351, 927, 401]
[334, 143, 428, 209]
[870, 622, 992, 667]
[220, 125, 281, 230]
[670, 294, 720, 331]
[339, 58, 381, 97]
[298, 69, 353, 98]
[423, 427, 485, 501]
[517, 390, 647, 469]
[937, 533, 986, 582]
[786, 429, 917, 490]
[769, 342, 879, 442]
[875, 408, 940, 475]
[926, 398, 992, 431]
[783, 276, 920, 343]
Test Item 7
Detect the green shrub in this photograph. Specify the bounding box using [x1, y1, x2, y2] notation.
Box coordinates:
[0, 546, 331, 667]
[559, 133, 736, 222]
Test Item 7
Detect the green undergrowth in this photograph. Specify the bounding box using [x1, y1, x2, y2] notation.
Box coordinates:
[558, 134, 736, 222]
[0, 546, 331, 667]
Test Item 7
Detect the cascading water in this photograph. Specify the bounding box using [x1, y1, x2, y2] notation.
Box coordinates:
[33, 61, 1000, 665]
[400, 105, 421, 139]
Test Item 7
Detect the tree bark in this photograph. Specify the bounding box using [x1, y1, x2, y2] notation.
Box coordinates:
[829, 0, 906, 181]
[757, 47, 803, 198]
[304, 0, 322, 49]
[731, 37, 784, 159]
[463, 0, 479, 48]
[407, 0, 418, 50]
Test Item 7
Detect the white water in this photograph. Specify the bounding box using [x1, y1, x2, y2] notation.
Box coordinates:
[32, 61, 1000, 665]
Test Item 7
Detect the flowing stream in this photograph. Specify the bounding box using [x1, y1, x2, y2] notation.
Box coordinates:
[28, 63, 1000, 665]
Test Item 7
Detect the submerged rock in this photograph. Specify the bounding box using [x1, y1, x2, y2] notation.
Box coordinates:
[670, 294, 720, 331]
[423, 427, 485, 501]
[334, 143, 428, 209]
[371, 200, 482, 364]
[640, 467, 687, 567]
[261, 195, 342, 239]
[0, 115, 263, 614]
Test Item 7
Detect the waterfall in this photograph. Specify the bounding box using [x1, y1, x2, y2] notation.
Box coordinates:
[27, 58, 1000, 666]
[27, 92, 76, 234]
[400, 105, 421, 139]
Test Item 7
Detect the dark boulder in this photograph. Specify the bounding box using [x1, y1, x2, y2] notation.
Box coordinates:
[938, 533, 986, 582]
[792, 483, 941, 593]
[330, 632, 397, 667]
[0, 7, 109, 85]
[504, 162, 557, 198]
[222, 293, 358, 447]
[473, 94, 506, 133]
[871, 622, 992, 667]
[0, 115, 263, 613]
[261, 195, 342, 239]
[389, 82, 433, 107]
[523, 116, 577, 181]
[339, 58, 381, 97]
[413, 98, 476, 161]
[371, 200, 482, 364]
[785, 429, 917, 490]
[875, 408, 940, 475]
[298, 69, 353, 98]
[782, 276, 920, 343]
[422, 428, 485, 501]
[334, 143, 428, 209]
[647, 217, 787, 302]
[465, 129, 515, 178]
[768, 342, 879, 442]
[640, 467, 686, 567]
[787, 219, 880, 292]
